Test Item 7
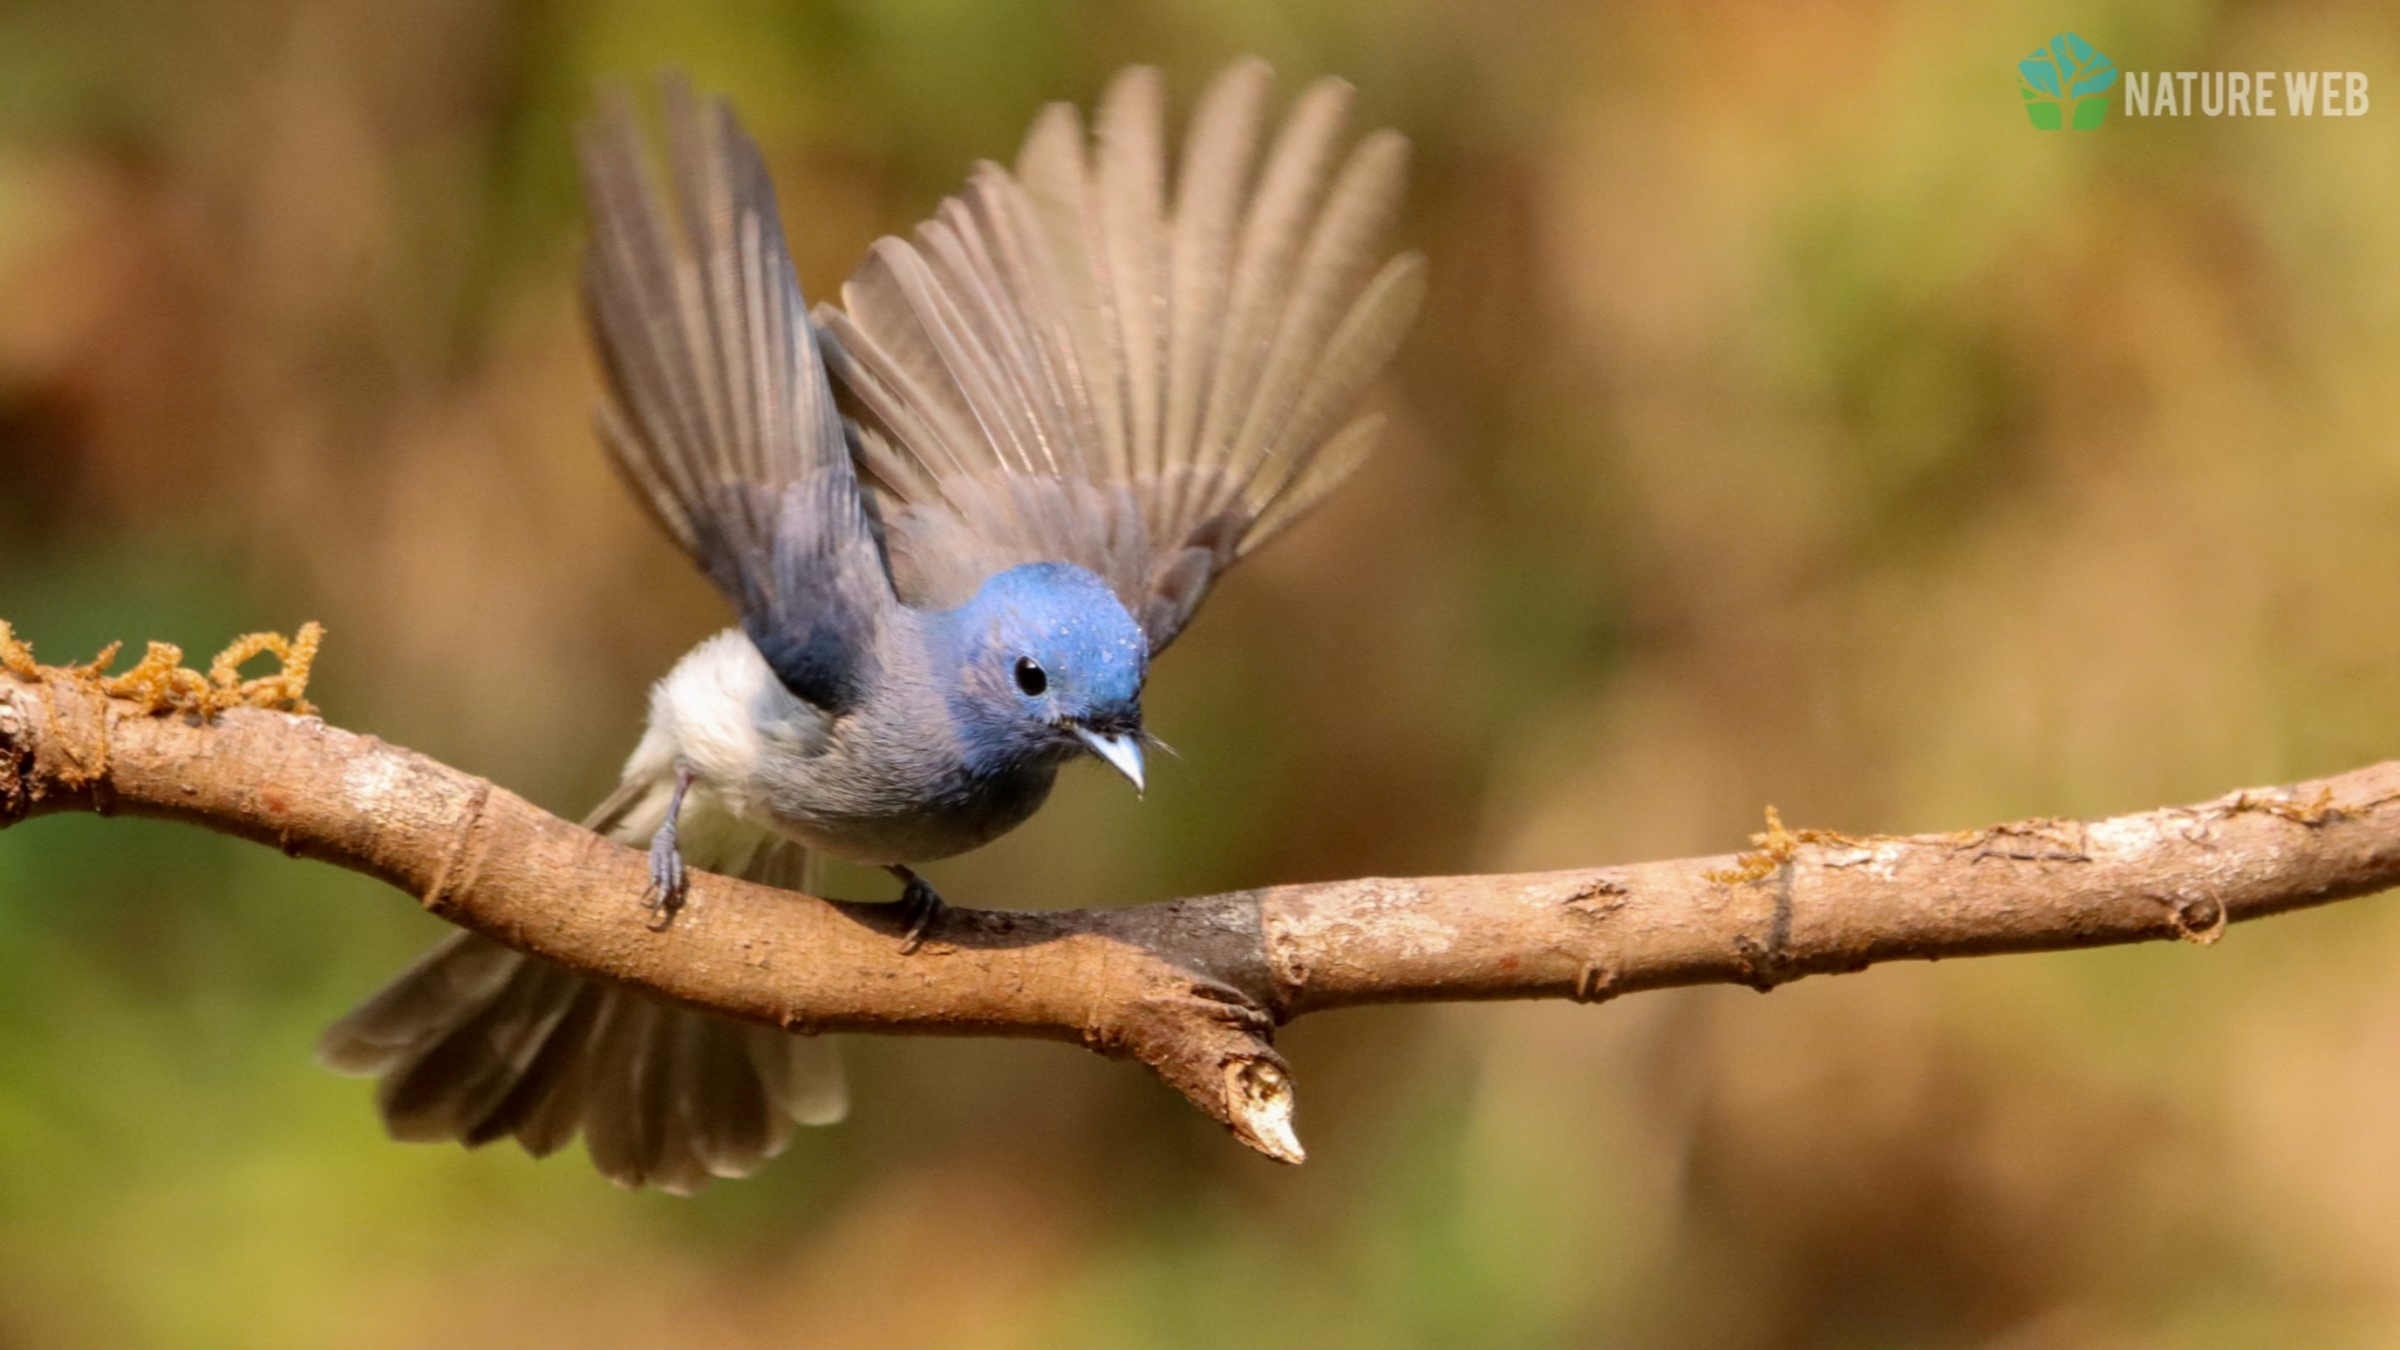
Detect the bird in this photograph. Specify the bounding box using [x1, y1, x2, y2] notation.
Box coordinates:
[317, 59, 1425, 1193]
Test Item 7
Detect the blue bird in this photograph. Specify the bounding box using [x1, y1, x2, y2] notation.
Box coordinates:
[319, 61, 1424, 1192]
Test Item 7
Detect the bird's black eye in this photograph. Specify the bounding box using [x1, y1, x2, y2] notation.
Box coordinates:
[1014, 657, 1047, 696]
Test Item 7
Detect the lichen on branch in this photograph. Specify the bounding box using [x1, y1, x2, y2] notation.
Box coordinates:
[0, 619, 324, 717]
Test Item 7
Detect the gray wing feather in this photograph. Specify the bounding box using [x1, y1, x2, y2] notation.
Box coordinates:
[1189, 75, 1355, 513]
[1017, 102, 1127, 482]
[1096, 67, 1167, 487]
[817, 61, 1422, 654]
[1162, 61, 1272, 523]
[1246, 250, 1426, 521]
[1225, 130, 1412, 485]
[580, 78, 892, 711]
[1248, 412, 1385, 554]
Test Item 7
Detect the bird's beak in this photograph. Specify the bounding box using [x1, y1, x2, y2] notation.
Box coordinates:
[1075, 728, 1146, 796]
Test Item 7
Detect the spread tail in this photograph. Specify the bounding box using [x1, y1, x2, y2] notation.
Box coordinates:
[319, 787, 842, 1193]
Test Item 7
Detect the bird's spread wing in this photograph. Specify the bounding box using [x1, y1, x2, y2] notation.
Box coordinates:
[580, 79, 894, 712]
[816, 60, 1425, 654]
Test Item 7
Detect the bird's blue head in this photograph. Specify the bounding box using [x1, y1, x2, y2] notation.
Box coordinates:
[939, 562, 1149, 790]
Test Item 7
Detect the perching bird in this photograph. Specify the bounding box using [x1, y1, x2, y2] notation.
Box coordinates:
[317, 60, 1424, 1192]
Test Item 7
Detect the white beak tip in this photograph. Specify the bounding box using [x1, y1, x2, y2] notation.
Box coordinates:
[1076, 728, 1146, 795]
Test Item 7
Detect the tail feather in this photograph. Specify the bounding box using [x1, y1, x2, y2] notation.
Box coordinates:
[374, 950, 583, 1143]
[318, 821, 844, 1193]
[465, 976, 607, 1153]
[686, 1014, 784, 1175]
[504, 984, 610, 1159]
[580, 996, 671, 1189]
[759, 1027, 849, 1126]
[316, 934, 522, 1076]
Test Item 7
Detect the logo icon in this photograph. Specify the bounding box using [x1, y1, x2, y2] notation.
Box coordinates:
[2020, 33, 2117, 129]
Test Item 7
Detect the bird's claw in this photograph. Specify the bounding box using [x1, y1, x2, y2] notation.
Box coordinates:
[642, 828, 688, 930]
[890, 866, 944, 954]
[640, 767, 696, 930]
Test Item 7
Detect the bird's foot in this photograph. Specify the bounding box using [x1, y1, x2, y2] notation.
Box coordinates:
[642, 829, 689, 929]
[888, 865, 944, 954]
[641, 768, 695, 929]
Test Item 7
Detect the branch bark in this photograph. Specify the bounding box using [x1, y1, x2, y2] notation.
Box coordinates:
[6, 661, 2399, 1162]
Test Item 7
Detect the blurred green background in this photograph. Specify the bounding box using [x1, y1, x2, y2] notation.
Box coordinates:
[4, 0, 2400, 1345]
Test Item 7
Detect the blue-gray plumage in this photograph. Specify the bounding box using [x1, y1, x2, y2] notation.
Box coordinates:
[318, 60, 1424, 1192]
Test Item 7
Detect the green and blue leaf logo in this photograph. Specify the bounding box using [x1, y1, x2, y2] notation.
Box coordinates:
[2020, 33, 2117, 129]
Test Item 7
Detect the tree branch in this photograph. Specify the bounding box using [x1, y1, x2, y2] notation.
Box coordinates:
[6, 652, 2399, 1163]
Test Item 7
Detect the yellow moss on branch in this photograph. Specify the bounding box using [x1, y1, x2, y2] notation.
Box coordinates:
[2228, 786, 2341, 827]
[201, 626, 323, 713]
[0, 619, 325, 717]
[1705, 805, 1876, 885]
[0, 621, 36, 680]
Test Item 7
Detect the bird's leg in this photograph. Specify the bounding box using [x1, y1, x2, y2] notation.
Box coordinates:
[886, 864, 944, 954]
[642, 767, 695, 930]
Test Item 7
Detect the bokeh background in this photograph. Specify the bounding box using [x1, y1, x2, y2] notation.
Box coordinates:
[3, 1, 2399, 1345]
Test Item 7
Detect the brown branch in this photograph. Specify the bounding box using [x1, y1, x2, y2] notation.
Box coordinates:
[6, 648, 2400, 1163]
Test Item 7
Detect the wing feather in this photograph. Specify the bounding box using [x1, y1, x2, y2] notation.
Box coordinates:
[1016, 103, 1128, 482]
[579, 77, 893, 711]
[1249, 250, 1426, 514]
[1227, 129, 1412, 485]
[1095, 68, 1167, 492]
[819, 61, 1422, 653]
[1247, 412, 1384, 555]
[1162, 59, 1272, 528]
[1189, 76, 1356, 514]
